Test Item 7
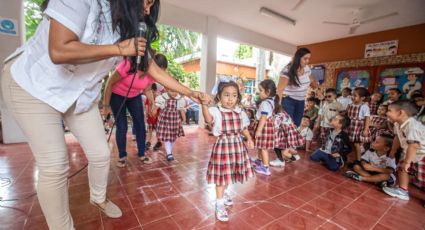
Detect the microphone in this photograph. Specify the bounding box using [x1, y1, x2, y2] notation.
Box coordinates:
[136, 22, 149, 71]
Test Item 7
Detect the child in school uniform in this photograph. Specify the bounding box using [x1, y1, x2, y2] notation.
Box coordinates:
[270, 109, 304, 167]
[253, 80, 279, 176]
[315, 88, 344, 145]
[337, 87, 353, 110]
[347, 87, 371, 161]
[382, 88, 402, 106]
[310, 115, 352, 171]
[369, 104, 388, 141]
[369, 92, 384, 115]
[304, 97, 319, 128]
[155, 89, 186, 161]
[145, 83, 162, 151]
[345, 134, 396, 187]
[299, 116, 314, 152]
[201, 81, 254, 222]
[383, 100, 425, 200]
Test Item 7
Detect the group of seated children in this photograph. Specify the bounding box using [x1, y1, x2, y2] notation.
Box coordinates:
[306, 86, 424, 201]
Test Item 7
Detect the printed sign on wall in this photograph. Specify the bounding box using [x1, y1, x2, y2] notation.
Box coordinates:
[365, 40, 398, 58]
[0, 17, 18, 36]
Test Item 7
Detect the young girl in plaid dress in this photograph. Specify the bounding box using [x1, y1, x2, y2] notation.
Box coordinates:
[201, 81, 254, 222]
[253, 80, 280, 176]
[347, 87, 371, 160]
[270, 109, 305, 167]
[370, 104, 388, 141]
[369, 92, 383, 115]
[155, 90, 186, 161]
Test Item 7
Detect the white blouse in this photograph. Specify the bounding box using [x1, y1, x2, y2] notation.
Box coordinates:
[155, 93, 186, 110]
[5, 0, 121, 114]
[256, 99, 274, 120]
[208, 106, 250, 137]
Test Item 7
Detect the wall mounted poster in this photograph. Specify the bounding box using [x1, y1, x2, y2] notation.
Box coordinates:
[335, 69, 371, 94]
[365, 40, 398, 58]
[311, 65, 325, 85]
[378, 67, 424, 99]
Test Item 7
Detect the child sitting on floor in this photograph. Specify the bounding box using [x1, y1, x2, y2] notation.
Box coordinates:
[298, 116, 313, 152]
[383, 100, 425, 200]
[310, 115, 352, 171]
[345, 134, 396, 187]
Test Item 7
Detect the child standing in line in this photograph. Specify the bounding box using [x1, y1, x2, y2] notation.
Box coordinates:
[270, 109, 304, 167]
[337, 87, 353, 110]
[383, 100, 425, 200]
[382, 88, 402, 106]
[369, 92, 384, 115]
[298, 116, 314, 152]
[253, 80, 279, 176]
[145, 83, 162, 151]
[201, 81, 254, 222]
[155, 89, 186, 161]
[310, 115, 352, 171]
[347, 87, 371, 161]
[315, 88, 344, 145]
[345, 134, 396, 187]
[369, 104, 388, 141]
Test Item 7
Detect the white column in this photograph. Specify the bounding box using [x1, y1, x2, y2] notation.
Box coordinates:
[0, 0, 26, 144]
[198, 16, 218, 128]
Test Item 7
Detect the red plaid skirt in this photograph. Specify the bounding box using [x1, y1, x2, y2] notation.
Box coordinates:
[274, 112, 304, 149]
[148, 123, 157, 131]
[207, 110, 254, 185]
[157, 100, 184, 142]
[348, 119, 371, 143]
[397, 156, 425, 190]
[254, 118, 275, 150]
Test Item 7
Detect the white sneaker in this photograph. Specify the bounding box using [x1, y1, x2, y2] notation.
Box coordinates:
[215, 204, 229, 222]
[270, 159, 285, 167]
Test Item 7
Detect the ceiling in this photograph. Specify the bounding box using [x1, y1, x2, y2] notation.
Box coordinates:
[162, 0, 425, 46]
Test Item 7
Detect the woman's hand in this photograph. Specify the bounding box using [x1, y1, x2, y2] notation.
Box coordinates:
[102, 106, 112, 118]
[199, 92, 213, 105]
[116, 37, 147, 57]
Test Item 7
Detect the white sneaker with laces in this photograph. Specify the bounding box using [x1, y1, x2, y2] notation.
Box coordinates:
[215, 204, 229, 222]
[270, 159, 285, 167]
[223, 192, 233, 206]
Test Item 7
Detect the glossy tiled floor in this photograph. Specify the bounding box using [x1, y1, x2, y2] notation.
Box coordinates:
[1, 127, 424, 230]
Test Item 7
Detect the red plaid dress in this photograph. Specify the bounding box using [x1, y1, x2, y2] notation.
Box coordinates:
[347, 103, 371, 143]
[370, 115, 387, 140]
[398, 156, 425, 191]
[157, 99, 184, 142]
[255, 100, 275, 150]
[207, 109, 254, 185]
[273, 112, 305, 149]
[369, 102, 379, 115]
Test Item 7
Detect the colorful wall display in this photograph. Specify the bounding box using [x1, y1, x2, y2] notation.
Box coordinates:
[335, 69, 371, 94]
[377, 66, 424, 99]
[365, 40, 398, 58]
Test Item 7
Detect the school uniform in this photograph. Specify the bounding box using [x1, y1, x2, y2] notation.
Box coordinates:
[156, 93, 185, 142]
[206, 106, 254, 185]
[318, 101, 343, 144]
[394, 117, 425, 189]
[370, 115, 387, 140]
[360, 150, 397, 185]
[347, 103, 371, 143]
[254, 99, 275, 150]
[337, 96, 352, 110]
[273, 111, 305, 149]
[369, 102, 380, 115]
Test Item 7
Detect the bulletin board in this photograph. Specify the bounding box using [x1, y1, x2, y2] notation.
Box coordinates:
[334, 67, 375, 94]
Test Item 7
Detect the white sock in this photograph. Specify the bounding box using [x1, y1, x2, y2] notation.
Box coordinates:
[165, 141, 173, 155]
[216, 198, 225, 208]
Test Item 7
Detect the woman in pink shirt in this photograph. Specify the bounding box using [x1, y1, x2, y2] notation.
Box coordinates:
[103, 54, 168, 167]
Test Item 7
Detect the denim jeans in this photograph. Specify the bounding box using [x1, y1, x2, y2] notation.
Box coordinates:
[185, 109, 199, 124]
[110, 93, 146, 158]
[310, 149, 341, 171]
[282, 96, 305, 127]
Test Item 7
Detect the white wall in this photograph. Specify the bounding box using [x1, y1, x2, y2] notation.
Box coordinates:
[0, 0, 26, 144]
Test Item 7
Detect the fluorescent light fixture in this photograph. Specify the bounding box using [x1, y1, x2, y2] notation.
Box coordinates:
[260, 7, 296, 26]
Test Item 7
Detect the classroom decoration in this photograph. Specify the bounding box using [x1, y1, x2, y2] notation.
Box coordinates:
[335, 69, 371, 94]
[377, 66, 424, 99]
[365, 40, 398, 58]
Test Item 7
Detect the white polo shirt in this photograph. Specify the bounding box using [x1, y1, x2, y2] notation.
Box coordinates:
[5, 0, 121, 114]
[394, 117, 425, 162]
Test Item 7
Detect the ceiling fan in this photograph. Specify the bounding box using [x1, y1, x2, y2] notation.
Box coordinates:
[323, 10, 398, 34]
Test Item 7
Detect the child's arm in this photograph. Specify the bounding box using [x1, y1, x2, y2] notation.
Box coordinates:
[389, 135, 400, 159]
[255, 115, 267, 138]
[180, 110, 186, 124]
[201, 104, 213, 124]
[361, 161, 394, 174]
[363, 116, 370, 137]
[305, 140, 312, 152]
[401, 143, 419, 172]
[242, 128, 254, 149]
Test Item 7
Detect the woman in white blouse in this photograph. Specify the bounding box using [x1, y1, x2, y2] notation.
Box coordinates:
[277, 48, 318, 126]
[1, 0, 204, 229]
